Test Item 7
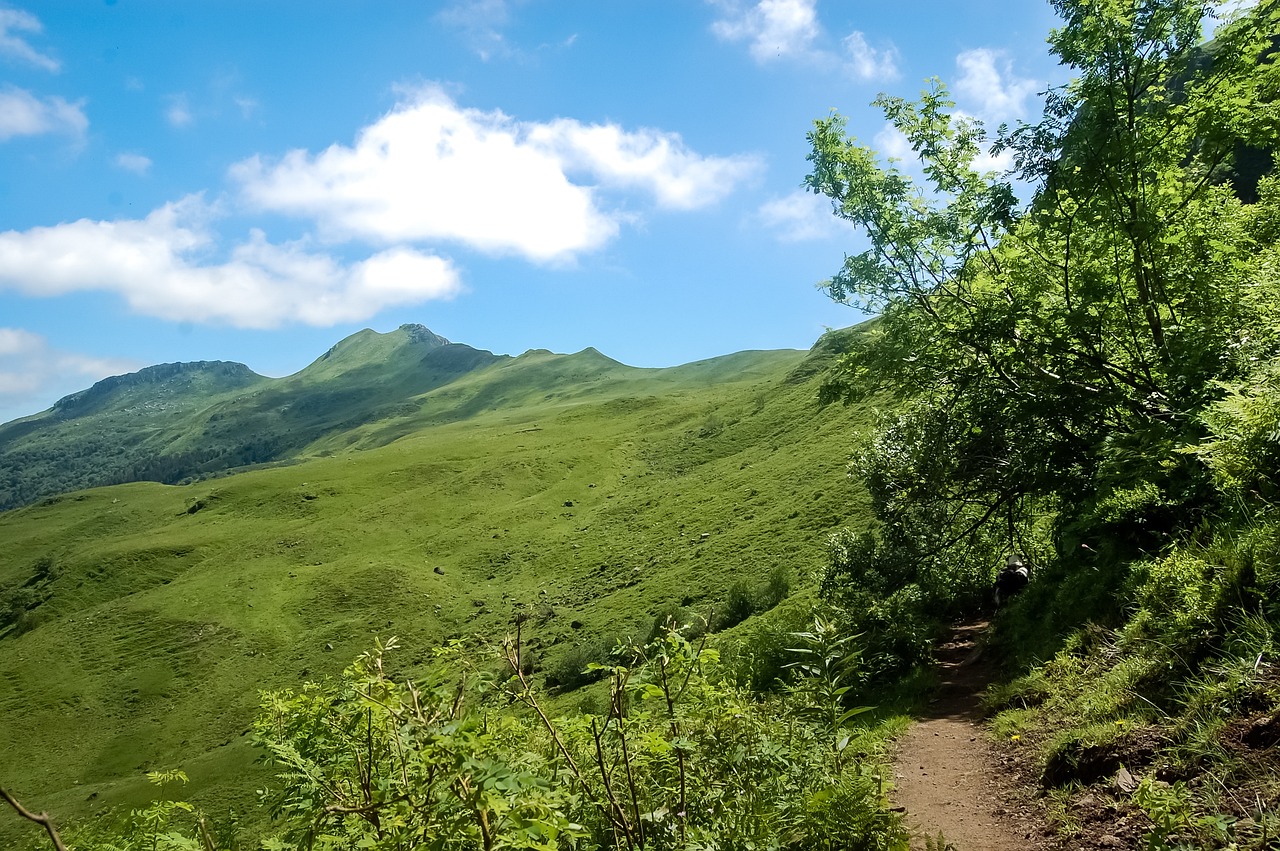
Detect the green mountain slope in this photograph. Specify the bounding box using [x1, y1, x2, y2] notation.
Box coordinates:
[0, 325, 507, 511]
[0, 327, 875, 841]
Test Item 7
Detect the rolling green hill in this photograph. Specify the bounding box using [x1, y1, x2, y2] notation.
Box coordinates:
[0, 325, 878, 843]
[0, 325, 510, 512]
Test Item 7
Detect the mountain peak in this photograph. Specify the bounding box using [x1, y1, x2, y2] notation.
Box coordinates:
[51, 361, 262, 418]
[310, 325, 449, 374]
[398, 323, 449, 347]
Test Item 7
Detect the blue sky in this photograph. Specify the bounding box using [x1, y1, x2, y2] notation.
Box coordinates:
[0, 0, 1082, 424]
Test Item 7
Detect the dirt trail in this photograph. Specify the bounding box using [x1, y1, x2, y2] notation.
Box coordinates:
[891, 621, 1051, 851]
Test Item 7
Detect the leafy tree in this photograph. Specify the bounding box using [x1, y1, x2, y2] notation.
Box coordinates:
[807, 0, 1280, 620]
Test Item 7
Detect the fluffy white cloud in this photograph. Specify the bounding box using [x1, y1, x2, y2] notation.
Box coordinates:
[756, 190, 857, 242]
[0, 326, 41, 358]
[232, 86, 761, 263]
[0, 328, 138, 423]
[842, 31, 899, 81]
[527, 119, 761, 210]
[0, 7, 59, 72]
[709, 0, 901, 85]
[709, 0, 820, 62]
[0, 195, 463, 329]
[114, 152, 152, 174]
[954, 49, 1038, 123]
[0, 85, 86, 140]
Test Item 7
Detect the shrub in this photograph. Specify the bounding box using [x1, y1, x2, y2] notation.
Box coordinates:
[758, 564, 792, 611]
[246, 634, 911, 850]
[544, 639, 609, 690]
[715, 579, 755, 631]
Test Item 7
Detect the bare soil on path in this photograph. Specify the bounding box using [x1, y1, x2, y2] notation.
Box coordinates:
[891, 621, 1054, 851]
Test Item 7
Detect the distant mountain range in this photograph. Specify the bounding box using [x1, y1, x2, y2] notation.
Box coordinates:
[0, 324, 819, 512]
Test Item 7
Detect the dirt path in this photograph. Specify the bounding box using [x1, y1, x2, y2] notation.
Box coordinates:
[891, 621, 1051, 851]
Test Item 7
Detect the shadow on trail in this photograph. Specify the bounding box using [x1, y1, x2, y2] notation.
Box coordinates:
[921, 619, 993, 722]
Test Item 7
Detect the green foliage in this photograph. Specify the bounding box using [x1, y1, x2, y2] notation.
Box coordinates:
[645, 604, 694, 647]
[784, 615, 872, 732]
[1132, 549, 1224, 636]
[545, 640, 611, 691]
[524, 628, 904, 850]
[990, 519, 1280, 845]
[1132, 777, 1235, 851]
[244, 634, 910, 850]
[710, 566, 793, 633]
[0, 555, 58, 636]
[1, 585, 44, 626]
[715, 596, 811, 693]
[63, 770, 219, 851]
[818, 530, 938, 675]
[807, 0, 1280, 690]
[1190, 345, 1280, 503]
[712, 580, 754, 631]
[759, 565, 793, 611]
[257, 637, 580, 851]
[808, 2, 1280, 838]
[921, 834, 955, 851]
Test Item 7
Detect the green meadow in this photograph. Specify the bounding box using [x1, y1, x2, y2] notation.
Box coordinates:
[0, 326, 878, 841]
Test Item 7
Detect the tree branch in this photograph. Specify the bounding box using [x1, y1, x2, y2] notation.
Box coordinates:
[0, 787, 70, 851]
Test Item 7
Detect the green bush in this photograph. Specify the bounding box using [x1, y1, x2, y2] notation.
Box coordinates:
[242, 634, 911, 850]
[758, 564, 793, 611]
[544, 639, 610, 691]
[1, 585, 40, 624]
[714, 579, 755, 631]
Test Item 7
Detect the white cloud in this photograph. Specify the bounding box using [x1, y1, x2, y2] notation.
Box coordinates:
[0, 326, 40, 357]
[437, 0, 515, 61]
[0, 328, 139, 423]
[0, 7, 59, 72]
[710, 0, 820, 62]
[709, 0, 901, 85]
[528, 120, 761, 211]
[873, 123, 913, 162]
[0, 195, 464, 329]
[232, 86, 761, 264]
[954, 49, 1038, 123]
[757, 190, 857, 242]
[114, 152, 152, 174]
[166, 93, 193, 127]
[0, 85, 86, 140]
[842, 31, 899, 81]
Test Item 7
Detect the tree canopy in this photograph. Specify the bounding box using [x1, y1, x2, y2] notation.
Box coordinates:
[807, 0, 1280, 619]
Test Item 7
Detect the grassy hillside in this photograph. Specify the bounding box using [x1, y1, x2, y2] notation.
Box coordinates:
[0, 328, 878, 843]
[0, 325, 508, 511]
